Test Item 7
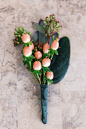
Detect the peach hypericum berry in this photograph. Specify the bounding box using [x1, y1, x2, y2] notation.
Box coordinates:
[51, 39, 59, 50]
[43, 43, 50, 53]
[35, 51, 42, 59]
[22, 33, 31, 43]
[42, 58, 51, 67]
[46, 71, 54, 80]
[23, 46, 32, 57]
[33, 61, 42, 70]
[29, 43, 34, 50]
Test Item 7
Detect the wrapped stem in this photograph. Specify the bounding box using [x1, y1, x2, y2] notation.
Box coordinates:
[40, 84, 48, 124]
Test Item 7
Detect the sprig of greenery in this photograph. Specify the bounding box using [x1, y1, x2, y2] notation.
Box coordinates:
[43, 14, 62, 36]
[13, 26, 31, 47]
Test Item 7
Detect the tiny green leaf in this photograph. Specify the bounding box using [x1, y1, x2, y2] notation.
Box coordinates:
[38, 70, 42, 75]
[23, 60, 27, 66]
[32, 70, 38, 74]
[27, 32, 31, 35]
[49, 49, 54, 55]
[54, 50, 58, 55]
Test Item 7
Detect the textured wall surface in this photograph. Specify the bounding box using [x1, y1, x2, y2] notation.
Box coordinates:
[0, 0, 86, 129]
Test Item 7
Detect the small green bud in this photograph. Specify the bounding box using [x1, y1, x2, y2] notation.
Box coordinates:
[13, 39, 15, 41]
[45, 33, 47, 36]
[15, 35, 18, 38]
[28, 32, 31, 35]
[52, 35, 55, 40]
[43, 20, 46, 24]
[57, 26, 62, 29]
[45, 16, 49, 22]
[23, 28, 26, 31]
[18, 35, 21, 37]
[51, 19, 54, 22]
[23, 30, 27, 33]
[19, 26, 22, 31]
[43, 25, 45, 29]
[17, 42, 19, 44]
[15, 28, 18, 31]
[53, 21, 55, 27]
[52, 14, 55, 18]
[56, 22, 58, 26]
[50, 15, 52, 19]
[14, 31, 17, 35]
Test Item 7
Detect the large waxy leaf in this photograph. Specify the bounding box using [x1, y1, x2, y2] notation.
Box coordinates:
[50, 37, 70, 84]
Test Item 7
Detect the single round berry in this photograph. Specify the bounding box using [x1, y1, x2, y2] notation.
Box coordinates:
[33, 61, 41, 70]
[46, 71, 54, 80]
[42, 58, 51, 67]
[35, 51, 42, 59]
[23, 46, 32, 57]
[22, 33, 31, 43]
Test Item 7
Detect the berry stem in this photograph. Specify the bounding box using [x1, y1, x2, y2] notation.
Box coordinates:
[37, 73, 41, 84]
[31, 72, 40, 83]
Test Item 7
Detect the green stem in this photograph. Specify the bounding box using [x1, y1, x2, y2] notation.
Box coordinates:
[29, 61, 31, 70]
[37, 73, 41, 84]
[31, 72, 40, 84]
[29, 62, 39, 83]
[49, 23, 52, 46]
[50, 54, 54, 60]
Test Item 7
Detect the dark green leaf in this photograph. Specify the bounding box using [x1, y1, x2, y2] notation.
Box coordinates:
[39, 32, 49, 44]
[32, 22, 45, 34]
[33, 31, 38, 43]
[33, 31, 49, 44]
[50, 37, 70, 84]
